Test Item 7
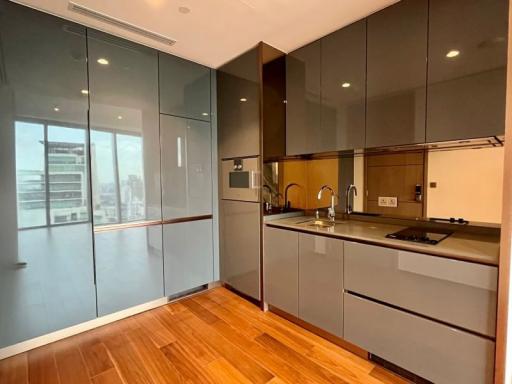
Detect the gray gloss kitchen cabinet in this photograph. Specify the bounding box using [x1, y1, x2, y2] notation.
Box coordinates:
[0, 1, 97, 347]
[160, 115, 212, 220]
[264, 226, 299, 316]
[218, 46, 260, 159]
[159, 52, 211, 121]
[298, 233, 343, 337]
[95, 225, 164, 316]
[321, 20, 366, 151]
[164, 219, 213, 296]
[366, 0, 428, 148]
[286, 40, 321, 155]
[220, 200, 261, 300]
[426, 0, 508, 142]
[88, 30, 164, 315]
[344, 294, 495, 384]
[344, 241, 498, 337]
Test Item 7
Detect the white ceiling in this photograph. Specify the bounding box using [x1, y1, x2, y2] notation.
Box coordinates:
[12, 0, 398, 68]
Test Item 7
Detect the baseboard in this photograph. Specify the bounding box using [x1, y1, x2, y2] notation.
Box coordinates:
[0, 281, 221, 360]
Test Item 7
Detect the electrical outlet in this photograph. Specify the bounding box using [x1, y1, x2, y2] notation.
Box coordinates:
[378, 196, 398, 207]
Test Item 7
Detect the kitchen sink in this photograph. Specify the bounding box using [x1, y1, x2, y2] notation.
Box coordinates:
[305, 220, 336, 228]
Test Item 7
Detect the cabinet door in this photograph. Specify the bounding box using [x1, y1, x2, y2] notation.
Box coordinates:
[220, 200, 260, 300]
[299, 233, 343, 337]
[217, 47, 260, 159]
[161, 115, 212, 220]
[344, 293, 495, 384]
[426, 0, 507, 142]
[95, 225, 164, 316]
[164, 219, 213, 296]
[159, 52, 211, 121]
[366, 0, 428, 148]
[88, 30, 161, 224]
[321, 20, 366, 151]
[0, 2, 96, 347]
[263, 226, 298, 316]
[286, 41, 321, 155]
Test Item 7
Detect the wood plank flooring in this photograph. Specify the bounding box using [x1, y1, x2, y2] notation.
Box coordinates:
[0, 287, 408, 384]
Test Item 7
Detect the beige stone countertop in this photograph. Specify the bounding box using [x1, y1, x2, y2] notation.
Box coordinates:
[265, 216, 500, 266]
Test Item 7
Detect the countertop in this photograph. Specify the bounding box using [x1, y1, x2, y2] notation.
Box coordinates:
[265, 215, 500, 266]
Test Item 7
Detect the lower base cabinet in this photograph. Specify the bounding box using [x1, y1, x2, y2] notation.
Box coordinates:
[95, 225, 164, 316]
[163, 219, 213, 296]
[264, 226, 299, 316]
[299, 234, 343, 337]
[344, 293, 495, 384]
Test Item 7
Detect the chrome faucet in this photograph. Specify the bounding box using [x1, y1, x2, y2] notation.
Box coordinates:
[262, 184, 272, 212]
[284, 183, 299, 210]
[317, 185, 337, 222]
[345, 184, 358, 215]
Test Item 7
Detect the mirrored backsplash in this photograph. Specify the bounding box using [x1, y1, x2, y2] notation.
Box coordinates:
[263, 145, 504, 225]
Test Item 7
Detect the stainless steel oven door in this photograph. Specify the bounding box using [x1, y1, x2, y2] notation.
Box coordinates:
[221, 157, 260, 202]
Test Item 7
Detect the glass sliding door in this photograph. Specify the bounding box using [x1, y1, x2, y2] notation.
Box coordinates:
[0, 1, 96, 348]
[88, 30, 163, 316]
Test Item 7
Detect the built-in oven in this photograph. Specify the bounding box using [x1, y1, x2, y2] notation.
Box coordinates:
[221, 157, 260, 202]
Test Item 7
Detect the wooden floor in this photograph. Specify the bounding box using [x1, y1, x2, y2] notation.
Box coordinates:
[0, 287, 407, 384]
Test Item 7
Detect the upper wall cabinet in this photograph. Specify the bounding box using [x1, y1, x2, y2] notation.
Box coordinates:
[286, 41, 321, 155]
[159, 53, 211, 121]
[88, 30, 161, 224]
[321, 20, 366, 151]
[426, 0, 508, 143]
[366, 0, 428, 148]
[218, 47, 260, 159]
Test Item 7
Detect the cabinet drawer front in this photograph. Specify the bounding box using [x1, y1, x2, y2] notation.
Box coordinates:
[344, 294, 495, 384]
[299, 234, 343, 337]
[264, 227, 299, 316]
[344, 241, 497, 337]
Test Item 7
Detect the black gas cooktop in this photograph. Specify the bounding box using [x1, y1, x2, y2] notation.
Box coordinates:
[386, 227, 453, 245]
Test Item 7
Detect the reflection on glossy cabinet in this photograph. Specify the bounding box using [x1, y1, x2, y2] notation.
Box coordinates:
[95, 225, 164, 316]
[164, 219, 213, 296]
[298, 233, 343, 337]
[217, 47, 260, 159]
[321, 20, 366, 151]
[88, 30, 161, 224]
[366, 0, 428, 148]
[159, 52, 211, 121]
[160, 115, 212, 220]
[426, 0, 507, 142]
[0, 1, 97, 347]
[263, 226, 298, 316]
[220, 200, 260, 300]
[286, 41, 321, 155]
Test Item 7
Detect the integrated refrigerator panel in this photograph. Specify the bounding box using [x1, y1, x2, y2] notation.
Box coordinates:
[0, 1, 96, 347]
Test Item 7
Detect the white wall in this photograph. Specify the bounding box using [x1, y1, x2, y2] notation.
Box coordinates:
[426, 147, 504, 224]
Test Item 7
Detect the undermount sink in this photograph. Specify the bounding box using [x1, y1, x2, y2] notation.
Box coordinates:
[306, 220, 336, 228]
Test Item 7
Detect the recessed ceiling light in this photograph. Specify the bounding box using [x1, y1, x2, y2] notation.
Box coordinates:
[117, 115, 123, 120]
[202, 112, 209, 116]
[97, 58, 109, 65]
[81, 89, 89, 95]
[240, 98, 247, 102]
[445, 50, 460, 58]
[53, 106, 60, 112]
[178, 6, 190, 14]
[341, 82, 351, 88]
